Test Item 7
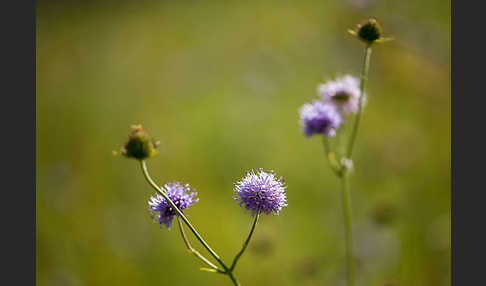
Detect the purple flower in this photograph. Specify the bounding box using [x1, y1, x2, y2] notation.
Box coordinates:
[148, 182, 198, 228]
[233, 169, 287, 215]
[318, 75, 362, 114]
[299, 101, 342, 137]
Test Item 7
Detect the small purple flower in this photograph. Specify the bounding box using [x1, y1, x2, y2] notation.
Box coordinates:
[299, 101, 342, 137]
[233, 169, 287, 215]
[148, 182, 198, 228]
[318, 75, 362, 114]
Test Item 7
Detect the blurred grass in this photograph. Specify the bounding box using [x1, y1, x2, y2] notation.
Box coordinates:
[36, 0, 450, 285]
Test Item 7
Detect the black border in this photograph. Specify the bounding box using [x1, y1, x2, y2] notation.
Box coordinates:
[451, 0, 485, 285]
[1, 1, 36, 285]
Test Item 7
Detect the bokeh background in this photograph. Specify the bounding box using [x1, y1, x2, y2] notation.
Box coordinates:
[36, 0, 450, 285]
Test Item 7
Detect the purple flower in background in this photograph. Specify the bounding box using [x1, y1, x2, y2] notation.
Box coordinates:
[318, 75, 362, 114]
[299, 101, 342, 137]
[234, 169, 287, 215]
[148, 182, 198, 228]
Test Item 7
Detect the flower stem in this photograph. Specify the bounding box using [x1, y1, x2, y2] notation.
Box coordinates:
[228, 272, 241, 286]
[140, 161, 229, 271]
[341, 173, 354, 286]
[346, 45, 372, 159]
[140, 160, 241, 285]
[322, 137, 342, 176]
[230, 212, 260, 271]
[328, 45, 372, 286]
[176, 217, 225, 273]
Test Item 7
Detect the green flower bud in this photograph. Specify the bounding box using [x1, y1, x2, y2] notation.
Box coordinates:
[121, 125, 159, 160]
[371, 201, 397, 226]
[349, 17, 391, 45]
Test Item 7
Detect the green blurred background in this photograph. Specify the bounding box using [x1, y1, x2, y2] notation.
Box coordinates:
[36, 0, 450, 285]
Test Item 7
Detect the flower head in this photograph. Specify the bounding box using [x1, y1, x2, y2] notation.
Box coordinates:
[318, 75, 362, 114]
[121, 125, 159, 160]
[348, 17, 392, 45]
[299, 101, 342, 137]
[148, 182, 198, 228]
[233, 169, 287, 215]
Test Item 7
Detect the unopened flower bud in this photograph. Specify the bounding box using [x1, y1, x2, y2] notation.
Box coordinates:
[121, 125, 159, 160]
[349, 17, 391, 45]
[371, 201, 397, 226]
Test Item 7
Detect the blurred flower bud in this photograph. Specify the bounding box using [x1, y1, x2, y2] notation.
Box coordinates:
[250, 233, 275, 257]
[383, 280, 399, 286]
[121, 125, 159, 160]
[349, 17, 391, 45]
[371, 201, 397, 226]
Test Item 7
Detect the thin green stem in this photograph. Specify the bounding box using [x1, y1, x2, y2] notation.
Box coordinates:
[346, 45, 372, 158]
[322, 136, 342, 176]
[230, 212, 260, 271]
[176, 217, 224, 273]
[227, 272, 240, 286]
[140, 160, 241, 286]
[341, 174, 355, 286]
[140, 160, 229, 271]
[329, 45, 372, 286]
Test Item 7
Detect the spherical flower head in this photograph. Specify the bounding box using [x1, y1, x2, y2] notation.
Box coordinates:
[348, 17, 392, 45]
[299, 101, 342, 137]
[233, 169, 287, 216]
[357, 17, 382, 44]
[148, 182, 198, 228]
[121, 125, 159, 160]
[318, 75, 361, 114]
